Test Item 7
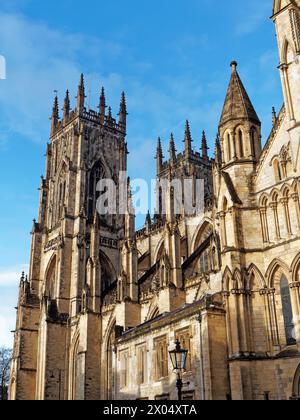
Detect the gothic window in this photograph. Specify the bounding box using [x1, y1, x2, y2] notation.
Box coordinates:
[199, 248, 211, 274]
[238, 129, 244, 158]
[227, 133, 232, 162]
[155, 337, 169, 380]
[120, 351, 129, 389]
[137, 346, 148, 385]
[45, 256, 56, 298]
[105, 324, 116, 399]
[260, 196, 270, 243]
[87, 161, 106, 221]
[273, 159, 283, 182]
[280, 275, 296, 346]
[175, 329, 191, 372]
[100, 251, 116, 293]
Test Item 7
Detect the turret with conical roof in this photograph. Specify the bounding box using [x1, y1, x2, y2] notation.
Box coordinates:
[219, 61, 261, 166]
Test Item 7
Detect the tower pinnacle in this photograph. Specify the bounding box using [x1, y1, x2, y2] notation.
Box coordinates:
[184, 120, 192, 159]
[76, 73, 86, 112]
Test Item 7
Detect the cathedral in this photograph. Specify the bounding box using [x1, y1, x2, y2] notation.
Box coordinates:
[9, 0, 300, 400]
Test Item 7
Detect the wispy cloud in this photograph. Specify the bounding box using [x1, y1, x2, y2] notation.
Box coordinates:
[0, 264, 29, 287]
[0, 11, 124, 143]
[235, 2, 270, 36]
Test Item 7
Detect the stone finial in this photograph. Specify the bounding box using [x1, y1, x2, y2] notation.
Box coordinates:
[63, 90, 70, 120]
[76, 73, 86, 112]
[99, 87, 106, 123]
[184, 120, 192, 159]
[230, 60, 238, 73]
[118, 91, 128, 129]
[169, 133, 177, 166]
[201, 130, 209, 160]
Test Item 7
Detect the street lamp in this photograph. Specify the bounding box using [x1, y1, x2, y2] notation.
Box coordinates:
[169, 339, 188, 401]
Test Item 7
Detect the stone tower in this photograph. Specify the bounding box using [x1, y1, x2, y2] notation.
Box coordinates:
[9, 76, 128, 400]
[272, 0, 300, 162]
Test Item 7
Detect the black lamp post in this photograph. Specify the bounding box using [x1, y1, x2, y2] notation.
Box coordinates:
[169, 339, 188, 401]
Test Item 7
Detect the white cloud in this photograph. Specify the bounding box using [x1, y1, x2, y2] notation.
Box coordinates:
[235, 2, 270, 36]
[0, 11, 124, 143]
[0, 264, 29, 287]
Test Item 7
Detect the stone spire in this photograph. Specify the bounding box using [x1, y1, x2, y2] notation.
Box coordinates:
[51, 95, 59, 136]
[118, 91, 128, 131]
[169, 133, 177, 166]
[63, 90, 70, 120]
[99, 87, 106, 123]
[76, 73, 86, 112]
[215, 134, 222, 168]
[184, 120, 192, 159]
[156, 137, 164, 175]
[107, 106, 113, 124]
[146, 211, 151, 227]
[201, 130, 209, 160]
[219, 61, 260, 128]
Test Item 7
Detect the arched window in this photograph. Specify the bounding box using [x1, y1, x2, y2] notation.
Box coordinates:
[87, 161, 106, 221]
[238, 129, 244, 158]
[45, 256, 57, 298]
[273, 159, 283, 182]
[260, 196, 270, 243]
[280, 275, 296, 346]
[199, 248, 211, 273]
[227, 133, 232, 162]
[250, 128, 256, 159]
[105, 324, 116, 400]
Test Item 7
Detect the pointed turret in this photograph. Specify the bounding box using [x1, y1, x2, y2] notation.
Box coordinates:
[219, 61, 260, 128]
[63, 90, 70, 120]
[146, 211, 151, 227]
[184, 120, 192, 159]
[169, 133, 177, 166]
[215, 134, 222, 168]
[118, 91, 128, 132]
[201, 130, 209, 160]
[156, 137, 164, 175]
[76, 73, 85, 112]
[50, 95, 59, 136]
[219, 61, 261, 165]
[107, 106, 113, 124]
[99, 87, 106, 123]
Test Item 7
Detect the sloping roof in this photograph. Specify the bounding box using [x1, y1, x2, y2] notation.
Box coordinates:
[221, 171, 243, 205]
[219, 62, 260, 128]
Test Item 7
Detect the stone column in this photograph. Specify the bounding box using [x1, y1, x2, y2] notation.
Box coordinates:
[281, 197, 292, 237]
[290, 282, 300, 343]
[292, 193, 300, 233]
[219, 212, 227, 249]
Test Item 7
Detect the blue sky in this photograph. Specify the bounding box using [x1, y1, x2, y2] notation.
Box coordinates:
[0, 0, 283, 347]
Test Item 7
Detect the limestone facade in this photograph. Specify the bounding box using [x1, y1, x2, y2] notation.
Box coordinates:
[9, 0, 300, 400]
